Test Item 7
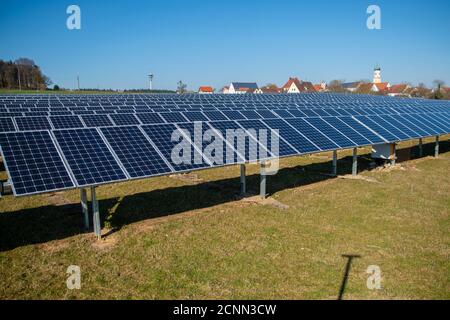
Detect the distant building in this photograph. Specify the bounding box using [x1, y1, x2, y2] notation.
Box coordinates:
[373, 65, 382, 84]
[260, 84, 282, 94]
[313, 81, 327, 92]
[198, 86, 214, 94]
[228, 82, 259, 94]
[372, 82, 391, 93]
[282, 77, 316, 93]
[220, 86, 230, 94]
[388, 84, 411, 97]
[342, 82, 363, 92]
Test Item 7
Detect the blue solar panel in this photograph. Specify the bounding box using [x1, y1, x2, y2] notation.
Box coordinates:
[183, 111, 209, 122]
[303, 117, 357, 148]
[0, 131, 75, 195]
[369, 115, 411, 140]
[203, 111, 227, 121]
[336, 116, 386, 144]
[100, 126, 173, 178]
[240, 110, 262, 120]
[322, 117, 372, 146]
[81, 115, 114, 127]
[136, 113, 164, 124]
[272, 110, 294, 119]
[254, 110, 276, 119]
[109, 113, 141, 126]
[15, 116, 52, 131]
[0, 117, 16, 132]
[354, 116, 399, 142]
[222, 110, 246, 120]
[53, 128, 128, 187]
[286, 118, 340, 151]
[236, 119, 297, 158]
[418, 114, 449, 133]
[382, 115, 422, 138]
[50, 115, 84, 129]
[394, 114, 434, 137]
[206, 121, 249, 163]
[142, 124, 211, 172]
[262, 119, 320, 154]
[160, 112, 188, 123]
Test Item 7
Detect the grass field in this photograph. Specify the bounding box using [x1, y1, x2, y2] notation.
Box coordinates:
[0, 137, 449, 300]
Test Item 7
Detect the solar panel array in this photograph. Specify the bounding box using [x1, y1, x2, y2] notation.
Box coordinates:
[0, 93, 449, 197]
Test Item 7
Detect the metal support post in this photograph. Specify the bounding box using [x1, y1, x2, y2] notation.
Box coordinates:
[80, 188, 89, 230]
[332, 150, 338, 176]
[91, 186, 101, 240]
[352, 148, 358, 176]
[260, 161, 267, 199]
[240, 164, 246, 196]
[391, 144, 397, 166]
[435, 136, 439, 158]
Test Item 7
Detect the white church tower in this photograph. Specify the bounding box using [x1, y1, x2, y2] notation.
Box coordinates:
[373, 65, 382, 84]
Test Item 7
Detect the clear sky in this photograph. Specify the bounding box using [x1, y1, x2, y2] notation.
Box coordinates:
[1, 0, 449, 90]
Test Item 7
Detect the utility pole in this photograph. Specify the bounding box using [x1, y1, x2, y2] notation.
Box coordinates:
[77, 75, 80, 90]
[148, 74, 154, 91]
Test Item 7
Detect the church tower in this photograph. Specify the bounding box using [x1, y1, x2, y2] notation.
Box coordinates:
[373, 65, 382, 84]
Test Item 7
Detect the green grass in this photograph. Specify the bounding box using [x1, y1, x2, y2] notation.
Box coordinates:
[0, 137, 449, 299]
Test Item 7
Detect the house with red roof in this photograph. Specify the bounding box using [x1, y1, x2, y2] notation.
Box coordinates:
[282, 77, 316, 93]
[198, 86, 214, 94]
[388, 84, 411, 97]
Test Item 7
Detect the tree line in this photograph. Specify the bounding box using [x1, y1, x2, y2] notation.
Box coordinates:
[0, 58, 51, 90]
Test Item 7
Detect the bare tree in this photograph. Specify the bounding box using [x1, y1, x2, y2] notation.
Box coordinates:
[177, 81, 187, 94]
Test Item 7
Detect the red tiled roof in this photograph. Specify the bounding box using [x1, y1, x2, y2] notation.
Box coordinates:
[374, 82, 390, 92]
[198, 86, 214, 93]
[389, 84, 408, 94]
[282, 77, 316, 92]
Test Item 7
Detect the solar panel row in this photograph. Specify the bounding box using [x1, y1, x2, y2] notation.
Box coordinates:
[0, 95, 449, 197]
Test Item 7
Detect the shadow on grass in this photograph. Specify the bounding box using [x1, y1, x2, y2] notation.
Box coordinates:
[0, 139, 448, 251]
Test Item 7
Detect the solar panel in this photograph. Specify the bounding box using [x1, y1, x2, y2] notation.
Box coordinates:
[261, 119, 320, 154]
[369, 115, 412, 140]
[0, 117, 16, 132]
[322, 117, 372, 146]
[182, 111, 209, 122]
[303, 117, 357, 148]
[236, 119, 297, 158]
[203, 111, 227, 121]
[136, 112, 165, 124]
[353, 116, 400, 142]
[15, 116, 52, 131]
[286, 118, 340, 151]
[255, 110, 277, 119]
[160, 112, 188, 123]
[81, 115, 114, 127]
[222, 110, 246, 120]
[141, 124, 211, 172]
[109, 113, 141, 126]
[240, 110, 262, 120]
[100, 126, 173, 178]
[50, 115, 84, 129]
[53, 128, 128, 187]
[0, 131, 75, 195]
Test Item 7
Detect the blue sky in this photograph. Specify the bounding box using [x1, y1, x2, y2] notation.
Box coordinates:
[1, 0, 449, 90]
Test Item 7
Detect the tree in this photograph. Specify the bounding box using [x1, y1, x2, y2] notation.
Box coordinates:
[432, 79, 445, 90]
[0, 58, 51, 90]
[327, 80, 346, 93]
[53, 84, 60, 91]
[177, 81, 187, 94]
